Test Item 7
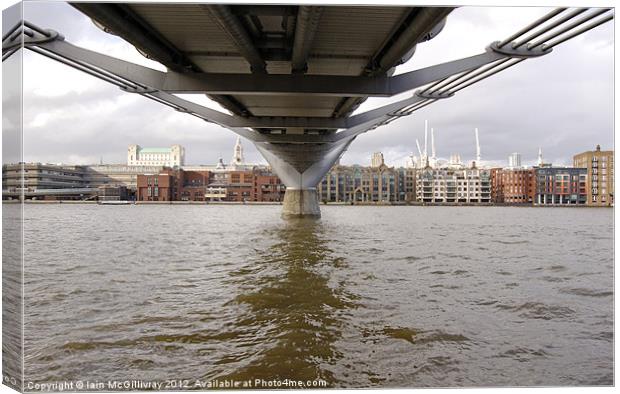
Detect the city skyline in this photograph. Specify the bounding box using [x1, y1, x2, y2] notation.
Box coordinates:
[5, 143, 612, 206]
[11, 136, 605, 171]
[4, 3, 614, 168]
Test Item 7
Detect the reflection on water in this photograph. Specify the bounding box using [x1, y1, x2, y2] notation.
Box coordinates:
[219, 218, 357, 385]
[19, 205, 613, 388]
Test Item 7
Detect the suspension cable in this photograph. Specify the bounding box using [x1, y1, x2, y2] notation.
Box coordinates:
[497, 8, 567, 48]
[528, 8, 612, 49]
[511, 8, 588, 49]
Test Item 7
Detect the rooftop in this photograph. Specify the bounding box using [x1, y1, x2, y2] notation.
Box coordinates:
[138, 147, 173, 153]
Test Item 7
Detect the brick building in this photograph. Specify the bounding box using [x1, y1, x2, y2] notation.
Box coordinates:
[400, 167, 416, 202]
[225, 170, 254, 202]
[534, 167, 587, 205]
[178, 170, 210, 201]
[490, 168, 503, 203]
[253, 168, 286, 202]
[136, 170, 175, 201]
[490, 168, 536, 204]
[573, 145, 614, 206]
[135, 167, 285, 202]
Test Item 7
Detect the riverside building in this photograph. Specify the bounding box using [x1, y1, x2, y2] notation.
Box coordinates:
[573, 145, 614, 206]
[133, 138, 285, 202]
[136, 169, 175, 201]
[401, 167, 416, 202]
[490, 148, 547, 204]
[534, 167, 587, 205]
[2, 163, 167, 200]
[2, 163, 95, 200]
[416, 165, 491, 204]
[135, 167, 284, 202]
[127, 144, 185, 167]
[83, 164, 166, 190]
[490, 168, 536, 204]
[317, 153, 407, 203]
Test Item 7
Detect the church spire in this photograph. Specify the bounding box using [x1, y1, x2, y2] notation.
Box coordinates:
[232, 136, 245, 166]
[537, 147, 543, 166]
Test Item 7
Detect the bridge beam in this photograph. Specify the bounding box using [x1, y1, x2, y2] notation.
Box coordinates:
[23, 38, 523, 98]
[203, 4, 267, 74]
[291, 6, 323, 74]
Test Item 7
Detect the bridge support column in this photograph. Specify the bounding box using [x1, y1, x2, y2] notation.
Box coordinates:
[282, 188, 321, 217]
[254, 137, 353, 218]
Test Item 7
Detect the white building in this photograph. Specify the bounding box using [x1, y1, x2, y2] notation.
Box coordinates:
[508, 152, 522, 168]
[127, 144, 185, 167]
[416, 166, 491, 204]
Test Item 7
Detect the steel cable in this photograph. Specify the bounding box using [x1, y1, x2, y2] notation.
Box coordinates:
[511, 8, 588, 49]
[528, 8, 612, 49]
[497, 8, 567, 48]
[429, 58, 512, 95]
[29, 46, 143, 91]
[2, 21, 22, 42]
[29, 46, 129, 89]
[544, 13, 614, 49]
[449, 58, 525, 94]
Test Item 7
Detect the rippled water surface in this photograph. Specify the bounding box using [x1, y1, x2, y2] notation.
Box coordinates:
[16, 204, 613, 388]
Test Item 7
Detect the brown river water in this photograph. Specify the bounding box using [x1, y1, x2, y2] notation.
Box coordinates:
[3, 204, 613, 389]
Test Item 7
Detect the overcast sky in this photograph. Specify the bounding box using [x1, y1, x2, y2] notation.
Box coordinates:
[2, 2, 615, 168]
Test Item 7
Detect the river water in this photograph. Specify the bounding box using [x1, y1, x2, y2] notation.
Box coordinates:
[10, 204, 614, 388]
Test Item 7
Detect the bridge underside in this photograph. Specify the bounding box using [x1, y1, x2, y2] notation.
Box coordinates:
[74, 4, 457, 217]
[3, 4, 613, 216]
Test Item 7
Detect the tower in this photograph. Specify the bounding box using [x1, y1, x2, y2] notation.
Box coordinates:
[231, 136, 245, 166]
[371, 152, 384, 167]
[424, 119, 428, 158]
[508, 152, 522, 168]
[415, 139, 424, 169]
[537, 147, 543, 166]
[170, 144, 185, 166]
[431, 127, 436, 168]
[475, 128, 481, 164]
[127, 144, 139, 165]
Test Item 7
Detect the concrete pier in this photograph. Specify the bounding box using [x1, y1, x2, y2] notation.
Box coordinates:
[281, 188, 321, 218]
[255, 140, 352, 218]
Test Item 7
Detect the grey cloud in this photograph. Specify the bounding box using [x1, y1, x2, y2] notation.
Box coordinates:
[345, 22, 613, 167]
[24, 89, 245, 165]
